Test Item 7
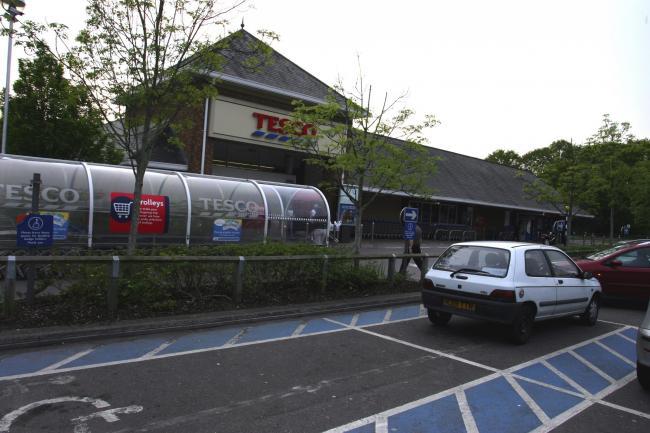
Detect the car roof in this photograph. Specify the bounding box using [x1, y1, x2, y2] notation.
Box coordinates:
[450, 241, 559, 250]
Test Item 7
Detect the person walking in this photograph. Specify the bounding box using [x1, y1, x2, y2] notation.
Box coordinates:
[399, 224, 423, 274]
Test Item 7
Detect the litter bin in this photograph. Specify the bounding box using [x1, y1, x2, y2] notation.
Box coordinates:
[340, 224, 355, 243]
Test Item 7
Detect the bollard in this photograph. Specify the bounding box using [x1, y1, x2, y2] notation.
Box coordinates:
[387, 254, 396, 281]
[107, 256, 120, 318]
[3, 256, 16, 317]
[321, 255, 328, 293]
[234, 256, 245, 303]
[371, 221, 375, 242]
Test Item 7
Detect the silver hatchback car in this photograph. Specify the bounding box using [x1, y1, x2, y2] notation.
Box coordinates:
[637, 301, 650, 389]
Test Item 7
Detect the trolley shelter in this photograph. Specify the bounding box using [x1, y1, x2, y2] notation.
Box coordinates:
[0, 156, 330, 248]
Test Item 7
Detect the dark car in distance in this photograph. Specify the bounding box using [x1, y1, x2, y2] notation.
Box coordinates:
[575, 241, 650, 303]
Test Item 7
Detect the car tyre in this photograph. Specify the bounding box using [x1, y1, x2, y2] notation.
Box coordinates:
[427, 309, 452, 326]
[511, 305, 535, 345]
[638, 363, 650, 390]
[580, 295, 600, 326]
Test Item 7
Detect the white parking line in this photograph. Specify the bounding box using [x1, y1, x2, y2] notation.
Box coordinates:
[617, 333, 636, 344]
[140, 340, 175, 359]
[324, 317, 500, 373]
[569, 350, 616, 384]
[382, 309, 392, 323]
[594, 399, 650, 420]
[38, 349, 95, 373]
[594, 340, 636, 367]
[455, 389, 479, 433]
[292, 322, 308, 337]
[540, 359, 592, 397]
[504, 373, 551, 424]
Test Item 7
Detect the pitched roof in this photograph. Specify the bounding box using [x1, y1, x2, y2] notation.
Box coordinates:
[211, 30, 346, 105]
[371, 137, 585, 216]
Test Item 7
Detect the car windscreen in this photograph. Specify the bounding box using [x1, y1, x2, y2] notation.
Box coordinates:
[433, 245, 510, 277]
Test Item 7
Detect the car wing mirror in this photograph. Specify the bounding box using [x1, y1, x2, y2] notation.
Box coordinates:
[581, 271, 594, 279]
[606, 260, 622, 267]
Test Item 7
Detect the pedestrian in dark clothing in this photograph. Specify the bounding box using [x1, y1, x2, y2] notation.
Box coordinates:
[399, 224, 423, 274]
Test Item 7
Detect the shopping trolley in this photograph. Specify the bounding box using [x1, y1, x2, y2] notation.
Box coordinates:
[113, 201, 133, 220]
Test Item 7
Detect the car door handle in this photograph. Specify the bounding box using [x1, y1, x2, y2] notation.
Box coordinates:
[558, 279, 564, 284]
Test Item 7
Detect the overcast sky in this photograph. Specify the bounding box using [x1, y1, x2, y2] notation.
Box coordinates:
[2, 0, 648, 158]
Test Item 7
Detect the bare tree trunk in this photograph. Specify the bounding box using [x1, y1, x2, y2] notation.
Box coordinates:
[127, 165, 146, 255]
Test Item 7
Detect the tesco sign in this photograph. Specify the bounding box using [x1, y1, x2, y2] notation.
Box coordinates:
[251, 112, 316, 142]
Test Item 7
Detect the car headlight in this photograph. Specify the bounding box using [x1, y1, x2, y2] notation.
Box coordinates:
[641, 328, 650, 342]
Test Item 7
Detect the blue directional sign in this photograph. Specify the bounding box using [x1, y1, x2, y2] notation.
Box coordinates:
[404, 221, 416, 240]
[403, 207, 418, 222]
[17, 213, 54, 247]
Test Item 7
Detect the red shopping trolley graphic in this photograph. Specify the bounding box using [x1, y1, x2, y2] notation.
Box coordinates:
[109, 192, 170, 234]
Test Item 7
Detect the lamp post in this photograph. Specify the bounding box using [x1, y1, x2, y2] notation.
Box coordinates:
[1, 0, 25, 155]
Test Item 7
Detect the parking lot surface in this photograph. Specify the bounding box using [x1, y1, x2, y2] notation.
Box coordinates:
[0, 303, 648, 433]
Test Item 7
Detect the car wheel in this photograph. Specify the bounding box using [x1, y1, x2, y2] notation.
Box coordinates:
[427, 309, 452, 326]
[638, 363, 650, 390]
[511, 305, 535, 345]
[580, 295, 600, 326]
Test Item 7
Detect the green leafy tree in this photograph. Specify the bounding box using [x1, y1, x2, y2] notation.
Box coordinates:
[21, 0, 274, 253]
[2, 43, 121, 163]
[485, 149, 523, 169]
[286, 74, 439, 254]
[583, 114, 640, 240]
[522, 140, 598, 243]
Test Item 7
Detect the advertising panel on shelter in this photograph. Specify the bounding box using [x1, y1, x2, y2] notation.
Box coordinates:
[109, 192, 170, 234]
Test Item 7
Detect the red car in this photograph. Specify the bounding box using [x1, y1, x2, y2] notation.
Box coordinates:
[575, 241, 650, 302]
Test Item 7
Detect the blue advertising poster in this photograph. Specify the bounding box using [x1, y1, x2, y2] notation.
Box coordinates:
[41, 211, 70, 240]
[213, 218, 242, 242]
[337, 203, 357, 224]
[17, 213, 54, 247]
[404, 221, 416, 240]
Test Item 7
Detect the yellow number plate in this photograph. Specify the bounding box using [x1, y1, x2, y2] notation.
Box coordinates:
[443, 299, 476, 312]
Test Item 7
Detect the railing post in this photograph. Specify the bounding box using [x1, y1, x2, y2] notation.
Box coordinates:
[421, 253, 429, 281]
[234, 256, 245, 303]
[371, 221, 375, 242]
[3, 256, 16, 317]
[388, 253, 396, 281]
[321, 254, 328, 293]
[108, 256, 120, 318]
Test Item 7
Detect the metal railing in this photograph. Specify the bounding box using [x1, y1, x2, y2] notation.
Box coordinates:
[1, 253, 438, 318]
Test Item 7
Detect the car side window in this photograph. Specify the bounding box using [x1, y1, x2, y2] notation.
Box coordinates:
[525, 250, 552, 277]
[544, 250, 581, 277]
[617, 248, 650, 268]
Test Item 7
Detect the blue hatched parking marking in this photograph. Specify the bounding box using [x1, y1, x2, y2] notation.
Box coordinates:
[300, 318, 346, 335]
[158, 327, 242, 355]
[547, 352, 610, 394]
[574, 342, 634, 380]
[516, 378, 584, 419]
[465, 376, 541, 433]
[387, 394, 466, 433]
[327, 312, 355, 325]
[62, 337, 168, 368]
[344, 423, 375, 433]
[0, 346, 90, 377]
[620, 327, 637, 340]
[389, 305, 422, 322]
[513, 362, 579, 393]
[599, 334, 636, 362]
[356, 310, 388, 327]
[237, 320, 302, 344]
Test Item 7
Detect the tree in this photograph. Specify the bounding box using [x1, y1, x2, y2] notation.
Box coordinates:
[286, 74, 439, 254]
[485, 149, 523, 169]
[522, 140, 598, 243]
[2, 43, 121, 163]
[21, 0, 271, 253]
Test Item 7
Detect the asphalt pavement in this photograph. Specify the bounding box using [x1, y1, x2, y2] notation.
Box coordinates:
[0, 300, 648, 433]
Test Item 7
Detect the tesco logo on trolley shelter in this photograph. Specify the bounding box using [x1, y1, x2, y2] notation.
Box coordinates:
[251, 112, 316, 143]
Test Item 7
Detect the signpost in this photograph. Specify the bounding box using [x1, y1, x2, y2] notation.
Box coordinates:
[401, 207, 418, 240]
